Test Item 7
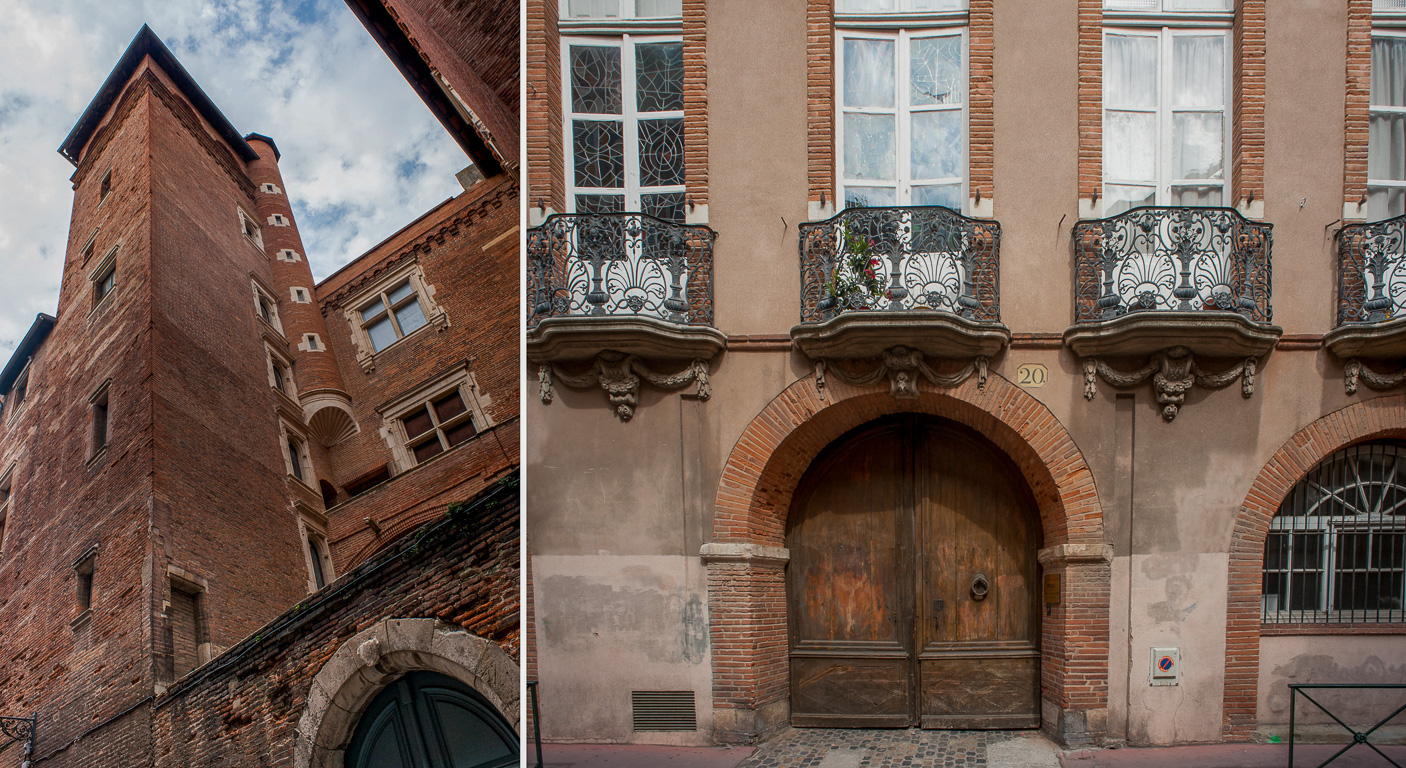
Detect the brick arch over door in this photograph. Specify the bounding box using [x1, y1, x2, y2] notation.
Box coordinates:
[1222, 395, 1406, 740]
[706, 371, 1109, 742]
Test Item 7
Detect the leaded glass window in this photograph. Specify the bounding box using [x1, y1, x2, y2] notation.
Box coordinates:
[837, 28, 966, 210]
[562, 0, 681, 19]
[1262, 441, 1406, 624]
[1370, 32, 1406, 221]
[565, 36, 685, 222]
[1103, 27, 1229, 215]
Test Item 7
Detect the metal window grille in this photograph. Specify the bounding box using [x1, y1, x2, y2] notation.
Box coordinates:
[1262, 441, 1406, 624]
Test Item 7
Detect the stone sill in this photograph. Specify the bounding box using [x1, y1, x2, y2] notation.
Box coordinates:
[1323, 316, 1406, 360]
[791, 311, 1010, 361]
[527, 316, 727, 363]
[1064, 311, 1282, 358]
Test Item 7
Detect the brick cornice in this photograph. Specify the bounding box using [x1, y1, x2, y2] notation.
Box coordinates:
[1221, 395, 1406, 740]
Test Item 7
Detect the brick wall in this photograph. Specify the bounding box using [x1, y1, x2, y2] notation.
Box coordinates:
[1345, 0, 1372, 215]
[684, 0, 709, 210]
[148, 476, 519, 767]
[526, 0, 564, 212]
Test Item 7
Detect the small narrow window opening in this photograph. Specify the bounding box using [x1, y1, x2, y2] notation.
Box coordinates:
[287, 436, 307, 482]
[0, 470, 12, 556]
[307, 535, 327, 589]
[92, 388, 109, 452]
[306, 335, 319, 351]
[76, 555, 96, 611]
[273, 360, 289, 394]
[99, 171, 112, 202]
[168, 578, 206, 679]
[94, 263, 116, 306]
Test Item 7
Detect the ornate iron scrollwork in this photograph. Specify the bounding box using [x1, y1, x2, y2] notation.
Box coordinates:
[796, 206, 1001, 324]
[1334, 216, 1406, 394]
[1072, 207, 1273, 323]
[813, 346, 989, 400]
[0, 713, 35, 755]
[527, 213, 716, 329]
[538, 353, 711, 422]
[1082, 346, 1256, 421]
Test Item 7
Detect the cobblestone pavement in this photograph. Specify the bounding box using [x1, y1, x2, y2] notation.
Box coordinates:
[735, 728, 1059, 768]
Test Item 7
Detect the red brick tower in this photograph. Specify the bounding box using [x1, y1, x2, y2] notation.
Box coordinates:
[0, 27, 342, 765]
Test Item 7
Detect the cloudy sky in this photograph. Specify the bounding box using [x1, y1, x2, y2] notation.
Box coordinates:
[0, 0, 469, 363]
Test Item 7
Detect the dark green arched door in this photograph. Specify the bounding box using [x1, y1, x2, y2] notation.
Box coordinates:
[346, 671, 518, 768]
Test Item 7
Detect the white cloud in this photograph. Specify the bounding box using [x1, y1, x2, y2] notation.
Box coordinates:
[0, 0, 466, 363]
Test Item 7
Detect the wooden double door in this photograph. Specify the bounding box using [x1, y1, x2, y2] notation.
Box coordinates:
[786, 415, 1042, 729]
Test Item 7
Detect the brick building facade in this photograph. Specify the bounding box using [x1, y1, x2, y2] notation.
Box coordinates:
[527, 0, 1406, 750]
[0, 2, 519, 764]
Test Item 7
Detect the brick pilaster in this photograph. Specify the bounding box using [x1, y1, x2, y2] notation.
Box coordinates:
[1345, 0, 1373, 216]
[1232, 0, 1266, 206]
[526, 0, 564, 213]
[684, 0, 709, 210]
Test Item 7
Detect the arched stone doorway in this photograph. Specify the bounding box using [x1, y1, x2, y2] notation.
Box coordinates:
[704, 372, 1110, 746]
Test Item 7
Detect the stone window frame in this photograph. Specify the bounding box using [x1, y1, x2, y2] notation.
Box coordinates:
[79, 229, 98, 267]
[0, 462, 13, 558]
[341, 260, 448, 372]
[280, 418, 316, 489]
[164, 567, 214, 680]
[98, 169, 113, 206]
[239, 206, 264, 251]
[89, 244, 119, 315]
[298, 333, 323, 353]
[266, 342, 299, 401]
[277, 248, 303, 263]
[252, 277, 285, 337]
[88, 378, 112, 463]
[270, 213, 290, 227]
[291, 286, 311, 304]
[73, 545, 98, 626]
[262, 182, 283, 195]
[376, 363, 493, 475]
[297, 504, 337, 593]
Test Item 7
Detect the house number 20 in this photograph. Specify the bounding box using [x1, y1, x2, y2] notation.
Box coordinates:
[1016, 364, 1047, 388]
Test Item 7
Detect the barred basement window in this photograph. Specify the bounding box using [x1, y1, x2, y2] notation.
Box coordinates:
[1262, 441, 1406, 624]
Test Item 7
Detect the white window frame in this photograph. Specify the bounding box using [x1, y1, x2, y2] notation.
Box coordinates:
[561, 34, 685, 217]
[376, 364, 493, 474]
[252, 279, 284, 337]
[238, 207, 263, 251]
[1103, 0, 1232, 12]
[1370, 28, 1406, 220]
[834, 26, 968, 211]
[340, 261, 447, 371]
[266, 343, 298, 400]
[280, 420, 315, 487]
[1101, 24, 1232, 216]
[558, 0, 681, 22]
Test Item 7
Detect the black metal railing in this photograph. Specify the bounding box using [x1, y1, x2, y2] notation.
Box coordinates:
[528, 680, 543, 768]
[796, 206, 1001, 324]
[1336, 215, 1406, 327]
[527, 213, 716, 329]
[1072, 206, 1272, 324]
[1289, 684, 1406, 767]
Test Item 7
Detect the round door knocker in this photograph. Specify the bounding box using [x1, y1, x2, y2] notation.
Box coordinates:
[970, 573, 990, 601]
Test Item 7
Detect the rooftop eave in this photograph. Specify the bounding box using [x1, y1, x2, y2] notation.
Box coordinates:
[58, 25, 257, 167]
[0, 314, 56, 395]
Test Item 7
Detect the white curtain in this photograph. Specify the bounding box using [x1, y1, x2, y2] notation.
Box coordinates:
[635, 0, 681, 16]
[1172, 36, 1224, 107]
[1105, 35, 1157, 108]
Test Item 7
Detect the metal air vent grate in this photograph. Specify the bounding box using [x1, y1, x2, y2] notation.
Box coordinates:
[631, 690, 696, 731]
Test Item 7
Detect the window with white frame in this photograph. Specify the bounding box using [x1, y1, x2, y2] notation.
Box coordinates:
[1262, 441, 1406, 624]
[253, 280, 283, 335]
[359, 279, 429, 352]
[298, 510, 335, 592]
[563, 35, 685, 222]
[267, 346, 297, 398]
[561, 0, 679, 20]
[239, 208, 263, 250]
[283, 428, 313, 484]
[341, 262, 446, 368]
[1102, 3, 1230, 216]
[1370, 31, 1406, 220]
[837, 22, 966, 210]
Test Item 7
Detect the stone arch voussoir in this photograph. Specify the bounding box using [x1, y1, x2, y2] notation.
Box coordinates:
[295, 618, 520, 768]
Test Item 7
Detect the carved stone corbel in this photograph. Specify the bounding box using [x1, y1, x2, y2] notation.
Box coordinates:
[1344, 358, 1406, 395]
[815, 345, 988, 400]
[1082, 345, 1256, 421]
[537, 351, 711, 421]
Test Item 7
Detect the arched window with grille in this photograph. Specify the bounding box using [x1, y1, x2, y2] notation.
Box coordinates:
[1262, 441, 1406, 624]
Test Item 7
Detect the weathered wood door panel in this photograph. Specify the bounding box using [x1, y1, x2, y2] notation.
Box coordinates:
[786, 416, 1040, 729]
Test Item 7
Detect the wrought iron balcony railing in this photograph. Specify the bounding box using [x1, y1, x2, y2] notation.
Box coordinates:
[527, 212, 716, 329]
[1072, 206, 1273, 324]
[797, 206, 1001, 324]
[1336, 215, 1406, 326]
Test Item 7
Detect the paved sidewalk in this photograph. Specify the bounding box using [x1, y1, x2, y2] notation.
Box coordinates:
[532, 743, 756, 768]
[1061, 741, 1406, 767]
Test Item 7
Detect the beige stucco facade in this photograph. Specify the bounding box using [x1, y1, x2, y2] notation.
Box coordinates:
[527, 0, 1406, 749]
